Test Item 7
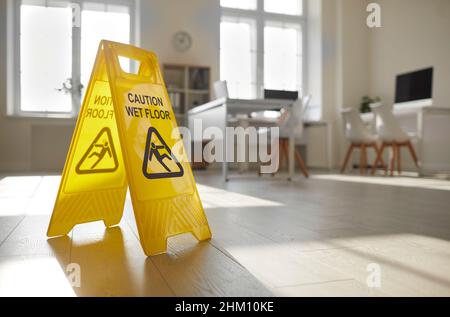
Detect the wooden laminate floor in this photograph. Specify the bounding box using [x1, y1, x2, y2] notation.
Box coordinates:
[0, 171, 449, 296]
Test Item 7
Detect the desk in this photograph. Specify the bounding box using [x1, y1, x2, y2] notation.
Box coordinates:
[188, 98, 332, 181]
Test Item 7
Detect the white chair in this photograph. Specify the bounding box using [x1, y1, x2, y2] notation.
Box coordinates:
[370, 102, 419, 176]
[213, 80, 229, 99]
[340, 108, 381, 174]
[301, 95, 312, 115]
[273, 97, 309, 178]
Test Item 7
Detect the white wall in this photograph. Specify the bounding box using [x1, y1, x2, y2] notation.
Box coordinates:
[369, 0, 450, 108]
[139, 0, 220, 83]
[305, 0, 322, 120]
[334, 0, 371, 165]
[339, 0, 370, 111]
[317, 0, 370, 167]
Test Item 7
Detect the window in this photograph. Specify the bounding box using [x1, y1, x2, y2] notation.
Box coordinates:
[13, 0, 135, 116]
[220, 0, 305, 99]
[220, 0, 257, 10]
[264, 0, 303, 16]
[220, 17, 256, 99]
[20, 4, 73, 112]
[264, 23, 302, 91]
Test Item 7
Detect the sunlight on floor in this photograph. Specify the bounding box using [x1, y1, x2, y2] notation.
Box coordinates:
[312, 174, 450, 191]
[222, 231, 450, 296]
[0, 256, 76, 297]
[0, 175, 284, 216]
[196, 184, 284, 209]
[0, 176, 60, 216]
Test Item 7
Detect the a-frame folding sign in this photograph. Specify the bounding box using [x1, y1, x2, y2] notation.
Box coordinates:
[47, 40, 211, 256]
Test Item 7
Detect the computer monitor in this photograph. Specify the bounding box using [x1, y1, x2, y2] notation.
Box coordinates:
[264, 89, 298, 101]
[395, 67, 433, 107]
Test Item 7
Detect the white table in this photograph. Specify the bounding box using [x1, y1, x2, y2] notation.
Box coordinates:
[188, 98, 332, 181]
[189, 98, 295, 181]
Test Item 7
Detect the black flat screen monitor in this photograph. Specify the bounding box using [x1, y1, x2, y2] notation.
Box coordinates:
[264, 89, 298, 101]
[395, 67, 433, 104]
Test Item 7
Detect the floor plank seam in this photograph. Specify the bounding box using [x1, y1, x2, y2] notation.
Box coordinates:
[68, 229, 74, 264]
[122, 216, 177, 297]
[272, 278, 356, 289]
[206, 240, 276, 296]
[226, 214, 361, 256]
[123, 212, 272, 296]
[215, 217, 371, 287]
[297, 245, 360, 254]
[148, 257, 177, 297]
[207, 239, 247, 270]
[0, 215, 26, 249]
[0, 177, 44, 249]
[0, 253, 45, 259]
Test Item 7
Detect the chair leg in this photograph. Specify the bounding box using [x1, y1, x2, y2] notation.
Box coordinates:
[275, 139, 287, 175]
[295, 149, 309, 178]
[397, 144, 402, 175]
[363, 145, 369, 174]
[379, 154, 386, 171]
[360, 144, 367, 175]
[341, 144, 354, 174]
[385, 144, 391, 176]
[372, 142, 385, 175]
[282, 139, 290, 163]
[370, 143, 378, 171]
[390, 143, 397, 176]
[372, 143, 386, 169]
[406, 141, 420, 168]
[261, 140, 273, 177]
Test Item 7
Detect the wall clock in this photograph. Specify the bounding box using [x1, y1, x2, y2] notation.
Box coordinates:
[172, 31, 192, 52]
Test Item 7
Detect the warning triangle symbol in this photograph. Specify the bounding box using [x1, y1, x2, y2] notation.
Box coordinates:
[142, 127, 184, 179]
[76, 127, 119, 174]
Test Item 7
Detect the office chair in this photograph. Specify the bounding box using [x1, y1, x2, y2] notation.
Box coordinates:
[340, 108, 381, 175]
[213, 80, 229, 99]
[275, 97, 310, 178]
[370, 102, 420, 176]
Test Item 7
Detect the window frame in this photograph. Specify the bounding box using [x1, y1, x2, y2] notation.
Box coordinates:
[10, 0, 137, 118]
[220, 0, 307, 99]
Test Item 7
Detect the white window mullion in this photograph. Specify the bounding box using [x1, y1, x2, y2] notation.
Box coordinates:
[12, 0, 21, 115]
[72, 0, 82, 115]
[256, 0, 264, 98]
[301, 0, 308, 98]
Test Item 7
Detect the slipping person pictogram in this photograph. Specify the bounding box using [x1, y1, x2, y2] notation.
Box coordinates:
[149, 142, 172, 172]
[76, 127, 119, 174]
[89, 140, 113, 169]
[142, 127, 184, 179]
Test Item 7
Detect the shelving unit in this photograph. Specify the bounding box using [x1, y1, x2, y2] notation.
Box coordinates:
[162, 64, 211, 126]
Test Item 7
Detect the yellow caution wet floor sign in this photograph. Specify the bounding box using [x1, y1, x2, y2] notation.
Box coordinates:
[47, 40, 211, 256]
